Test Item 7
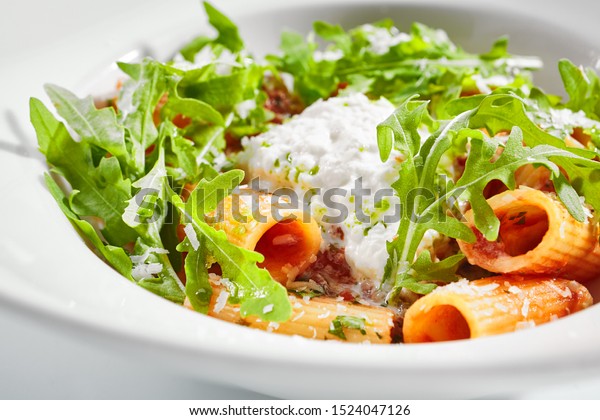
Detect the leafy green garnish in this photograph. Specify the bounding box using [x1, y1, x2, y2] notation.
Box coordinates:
[45, 84, 128, 166]
[271, 20, 540, 110]
[203, 1, 244, 53]
[169, 172, 292, 322]
[328, 315, 367, 340]
[31, 97, 138, 247]
[30, 2, 291, 318]
[44, 173, 133, 279]
[379, 94, 600, 298]
[559, 59, 600, 120]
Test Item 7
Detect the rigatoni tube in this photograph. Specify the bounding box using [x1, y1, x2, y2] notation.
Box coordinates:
[209, 189, 322, 285]
[185, 277, 397, 344]
[403, 276, 592, 343]
[457, 188, 600, 282]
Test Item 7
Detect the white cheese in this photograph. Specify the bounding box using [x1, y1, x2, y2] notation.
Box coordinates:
[171, 46, 245, 76]
[235, 99, 257, 119]
[471, 74, 513, 94]
[360, 24, 411, 55]
[521, 297, 530, 318]
[313, 49, 344, 62]
[183, 224, 200, 251]
[129, 247, 169, 265]
[213, 290, 229, 314]
[131, 262, 163, 281]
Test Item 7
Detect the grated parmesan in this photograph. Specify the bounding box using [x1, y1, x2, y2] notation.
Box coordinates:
[235, 99, 257, 119]
[183, 224, 200, 250]
[213, 290, 229, 314]
[313, 49, 344, 62]
[360, 24, 411, 55]
[547, 282, 573, 298]
[515, 320, 536, 330]
[131, 262, 163, 281]
[130, 247, 169, 264]
[508, 285, 523, 296]
[494, 303, 509, 313]
[521, 298, 530, 318]
[317, 310, 331, 319]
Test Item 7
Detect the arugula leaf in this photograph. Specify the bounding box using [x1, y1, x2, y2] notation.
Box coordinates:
[480, 37, 509, 60]
[377, 97, 427, 161]
[410, 251, 465, 283]
[122, 139, 168, 236]
[30, 99, 137, 246]
[44, 173, 133, 279]
[130, 238, 185, 303]
[169, 133, 199, 182]
[179, 65, 263, 112]
[177, 231, 212, 313]
[184, 170, 245, 217]
[118, 59, 167, 174]
[379, 95, 596, 299]
[328, 315, 367, 340]
[313, 21, 352, 54]
[117, 129, 186, 302]
[463, 94, 600, 216]
[559, 59, 600, 119]
[179, 35, 212, 62]
[44, 84, 128, 164]
[29, 97, 61, 155]
[203, 1, 244, 53]
[160, 93, 224, 126]
[272, 19, 539, 108]
[170, 175, 292, 322]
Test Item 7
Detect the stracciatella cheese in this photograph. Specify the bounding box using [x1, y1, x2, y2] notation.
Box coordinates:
[239, 93, 436, 283]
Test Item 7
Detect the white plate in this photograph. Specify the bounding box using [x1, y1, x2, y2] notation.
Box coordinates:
[2, 0, 600, 399]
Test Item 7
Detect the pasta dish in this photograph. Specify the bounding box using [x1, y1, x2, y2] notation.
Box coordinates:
[30, 2, 600, 344]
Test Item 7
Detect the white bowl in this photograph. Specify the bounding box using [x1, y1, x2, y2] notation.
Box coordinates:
[1, 0, 600, 398]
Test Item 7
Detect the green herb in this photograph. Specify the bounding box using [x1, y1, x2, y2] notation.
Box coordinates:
[169, 172, 292, 322]
[30, 2, 293, 319]
[271, 20, 540, 109]
[328, 315, 367, 340]
[30, 98, 137, 247]
[44, 173, 133, 279]
[559, 59, 600, 120]
[378, 94, 600, 298]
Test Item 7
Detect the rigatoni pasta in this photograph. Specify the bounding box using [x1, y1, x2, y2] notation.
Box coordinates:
[403, 276, 593, 343]
[185, 277, 397, 344]
[210, 190, 322, 285]
[458, 188, 600, 282]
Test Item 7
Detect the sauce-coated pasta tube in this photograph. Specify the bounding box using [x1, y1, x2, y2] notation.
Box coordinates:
[185, 277, 397, 344]
[458, 188, 600, 282]
[403, 276, 592, 343]
[209, 189, 322, 285]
